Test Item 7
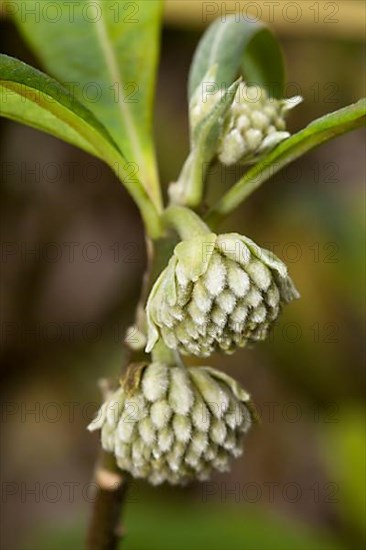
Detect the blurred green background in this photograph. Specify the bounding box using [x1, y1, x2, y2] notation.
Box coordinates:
[0, 2, 365, 549]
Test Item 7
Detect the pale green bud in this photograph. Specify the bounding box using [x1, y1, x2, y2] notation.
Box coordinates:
[146, 232, 299, 357]
[218, 83, 302, 165]
[88, 362, 254, 485]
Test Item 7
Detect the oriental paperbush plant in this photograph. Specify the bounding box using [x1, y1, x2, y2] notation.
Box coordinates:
[2, 0, 365, 497]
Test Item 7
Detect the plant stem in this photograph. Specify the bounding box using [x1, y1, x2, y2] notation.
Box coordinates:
[86, 451, 129, 550]
[151, 338, 176, 364]
[163, 205, 211, 240]
[170, 149, 206, 208]
[86, 234, 177, 549]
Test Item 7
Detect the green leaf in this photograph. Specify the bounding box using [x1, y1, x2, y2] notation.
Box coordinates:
[13, 0, 163, 207]
[0, 55, 119, 158]
[188, 15, 285, 100]
[0, 54, 162, 238]
[240, 28, 285, 98]
[206, 99, 366, 226]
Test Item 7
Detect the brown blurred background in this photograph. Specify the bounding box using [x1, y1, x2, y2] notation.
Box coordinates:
[1, 2, 365, 549]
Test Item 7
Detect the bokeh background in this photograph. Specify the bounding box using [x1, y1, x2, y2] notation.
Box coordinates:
[1, 1, 365, 549]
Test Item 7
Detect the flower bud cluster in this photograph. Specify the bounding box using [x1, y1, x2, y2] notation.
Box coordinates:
[89, 362, 253, 485]
[146, 232, 299, 357]
[189, 78, 301, 166]
[218, 83, 302, 165]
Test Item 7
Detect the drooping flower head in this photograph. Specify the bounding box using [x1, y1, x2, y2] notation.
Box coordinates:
[88, 362, 254, 485]
[146, 232, 299, 358]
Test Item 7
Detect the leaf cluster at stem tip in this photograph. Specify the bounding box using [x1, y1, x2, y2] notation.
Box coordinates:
[0, 6, 364, 239]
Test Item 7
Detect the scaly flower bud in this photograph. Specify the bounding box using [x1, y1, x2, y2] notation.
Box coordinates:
[218, 83, 302, 165]
[88, 362, 254, 485]
[146, 232, 299, 357]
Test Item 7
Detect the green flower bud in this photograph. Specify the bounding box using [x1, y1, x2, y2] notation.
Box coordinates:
[146, 232, 299, 357]
[88, 362, 254, 485]
[218, 83, 302, 165]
